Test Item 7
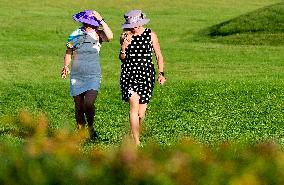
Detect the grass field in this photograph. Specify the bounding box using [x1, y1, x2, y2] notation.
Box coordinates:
[0, 0, 284, 148]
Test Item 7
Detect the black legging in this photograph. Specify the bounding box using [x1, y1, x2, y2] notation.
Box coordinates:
[73, 90, 98, 128]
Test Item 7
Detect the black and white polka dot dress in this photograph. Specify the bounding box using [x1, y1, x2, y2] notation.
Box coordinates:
[120, 28, 155, 104]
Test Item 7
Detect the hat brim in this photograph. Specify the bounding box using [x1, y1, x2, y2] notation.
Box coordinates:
[122, 19, 149, 29]
[73, 18, 100, 27]
[73, 13, 100, 27]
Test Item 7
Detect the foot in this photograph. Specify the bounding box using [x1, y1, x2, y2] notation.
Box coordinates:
[77, 124, 85, 130]
[89, 128, 98, 140]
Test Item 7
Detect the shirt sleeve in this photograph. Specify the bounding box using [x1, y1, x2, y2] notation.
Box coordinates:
[66, 28, 85, 49]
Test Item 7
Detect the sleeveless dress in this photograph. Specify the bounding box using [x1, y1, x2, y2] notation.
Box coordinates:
[120, 28, 155, 104]
[66, 28, 102, 96]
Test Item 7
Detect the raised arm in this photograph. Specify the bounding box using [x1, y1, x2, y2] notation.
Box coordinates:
[119, 31, 132, 61]
[93, 11, 113, 42]
[151, 31, 166, 84]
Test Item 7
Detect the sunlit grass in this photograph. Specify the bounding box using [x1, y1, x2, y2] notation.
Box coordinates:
[199, 2, 284, 45]
[0, 0, 284, 147]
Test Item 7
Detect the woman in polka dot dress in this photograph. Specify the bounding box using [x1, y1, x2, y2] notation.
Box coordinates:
[119, 10, 166, 145]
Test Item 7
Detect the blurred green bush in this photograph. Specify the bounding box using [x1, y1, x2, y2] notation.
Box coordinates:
[1, 111, 284, 185]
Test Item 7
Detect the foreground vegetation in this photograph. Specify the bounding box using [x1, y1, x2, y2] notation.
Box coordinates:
[1, 113, 284, 185]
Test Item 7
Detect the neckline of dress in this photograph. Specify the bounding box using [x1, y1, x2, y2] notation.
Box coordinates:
[81, 27, 99, 41]
[132, 28, 147, 37]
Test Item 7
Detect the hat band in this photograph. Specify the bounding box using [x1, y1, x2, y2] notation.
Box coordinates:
[126, 14, 144, 24]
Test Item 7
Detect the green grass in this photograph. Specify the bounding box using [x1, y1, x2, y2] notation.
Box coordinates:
[199, 2, 284, 45]
[1, 0, 284, 147]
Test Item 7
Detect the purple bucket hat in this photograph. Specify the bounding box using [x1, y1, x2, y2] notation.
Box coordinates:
[73, 10, 101, 27]
[122, 10, 150, 29]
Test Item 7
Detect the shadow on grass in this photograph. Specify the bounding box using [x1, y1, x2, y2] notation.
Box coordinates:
[198, 2, 284, 45]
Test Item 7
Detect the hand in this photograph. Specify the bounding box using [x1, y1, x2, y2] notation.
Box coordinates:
[158, 75, 166, 85]
[61, 66, 70, 79]
[121, 34, 132, 51]
[92, 10, 103, 21]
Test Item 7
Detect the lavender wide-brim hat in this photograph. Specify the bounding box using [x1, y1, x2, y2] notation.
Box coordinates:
[73, 10, 101, 27]
[122, 10, 150, 29]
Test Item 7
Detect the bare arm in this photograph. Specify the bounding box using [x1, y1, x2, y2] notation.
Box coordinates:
[98, 21, 113, 42]
[93, 11, 113, 42]
[61, 48, 72, 79]
[119, 32, 132, 61]
[151, 31, 166, 84]
[119, 35, 126, 61]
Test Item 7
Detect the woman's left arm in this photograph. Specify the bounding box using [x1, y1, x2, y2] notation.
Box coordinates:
[93, 11, 113, 42]
[151, 31, 166, 85]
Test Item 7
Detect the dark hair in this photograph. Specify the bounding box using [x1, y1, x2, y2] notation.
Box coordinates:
[82, 23, 97, 29]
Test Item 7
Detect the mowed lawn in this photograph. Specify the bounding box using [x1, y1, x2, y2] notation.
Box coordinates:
[0, 0, 283, 146]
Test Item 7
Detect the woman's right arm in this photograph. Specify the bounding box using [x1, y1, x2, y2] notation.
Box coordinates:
[119, 34, 132, 61]
[119, 36, 127, 61]
[61, 48, 73, 79]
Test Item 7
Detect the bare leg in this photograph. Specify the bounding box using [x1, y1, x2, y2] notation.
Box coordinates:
[137, 103, 147, 135]
[129, 92, 140, 145]
[73, 94, 86, 129]
[138, 103, 147, 125]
